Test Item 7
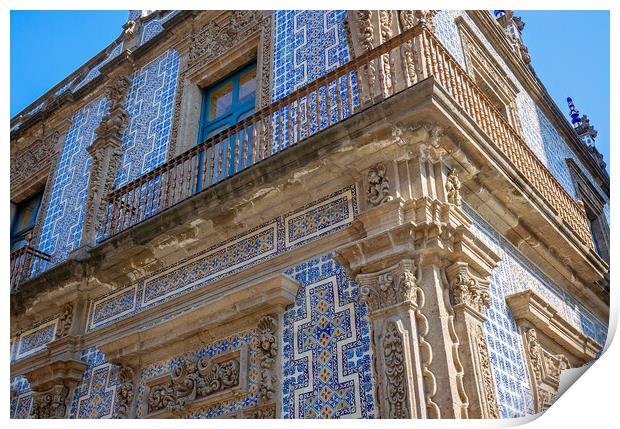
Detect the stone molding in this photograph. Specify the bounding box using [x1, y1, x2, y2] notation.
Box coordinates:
[505, 289, 602, 363]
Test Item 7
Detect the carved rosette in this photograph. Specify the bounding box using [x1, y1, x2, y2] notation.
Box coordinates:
[448, 263, 490, 314]
[117, 367, 135, 418]
[255, 315, 278, 403]
[382, 321, 409, 418]
[366, 162, 394, 208]
[30, 385, 69, 419]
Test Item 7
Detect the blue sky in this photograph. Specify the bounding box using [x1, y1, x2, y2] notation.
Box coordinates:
[10, 10, 610, 169]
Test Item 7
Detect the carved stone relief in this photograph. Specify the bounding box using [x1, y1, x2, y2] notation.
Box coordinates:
[11, 130, 61, 191]
[366, 163, 393, 208]
[445, 168, 462, 206]
[117, 366, 135, 418]
[55, 304, 74, 339]
[30, 385, 69, 419]
[254, 315, 278, 403]
[382, 320, 409, 418]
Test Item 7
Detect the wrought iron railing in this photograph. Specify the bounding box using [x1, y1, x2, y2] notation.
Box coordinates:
[10, 242, 52, 290]
[97, 24, 594, 249]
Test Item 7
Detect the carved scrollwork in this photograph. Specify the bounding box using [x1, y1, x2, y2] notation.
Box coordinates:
[147, 354, 241, 415]
[448, 263, 490, 314]
[360, 260, 419, 312]
[11, 130, 60, 189]
[523, 327, 572, 413]
[366, 163, 393, 207]
[117, 367, 135, 418]
[476, 325, 500, 418]
[255, 316, 278, 403]
[382, 321, 409, 418]
[30, 385, 69, 419]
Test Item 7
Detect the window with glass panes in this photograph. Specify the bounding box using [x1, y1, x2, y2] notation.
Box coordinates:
[11, 191, 43, 252]
[198, 62, 257, 189]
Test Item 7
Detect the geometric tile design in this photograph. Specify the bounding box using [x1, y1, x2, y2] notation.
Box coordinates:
[37, 96, 110, 264]
[464, 204, 608, 417]
[139, 11, 178, 46]
[134, 330, 258, 418]
[69, 348, 119, 419]
[87, 186, 358, 332]
[114, 49, 180, 189]
[433, 10, 468, 67]
[74, 43, 124, 92]
[10, 376, 32, 419]
[14, 318, 58, 361]
[282, 255, 376, 418]
[272, 11, 351, 102]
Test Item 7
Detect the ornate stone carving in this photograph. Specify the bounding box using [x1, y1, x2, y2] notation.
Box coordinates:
[366, 163, 393, 207]
[255, 315, 278, 403]
[360, 260, 418, 311]
[55, 303, 73, 339]
[397, 11, 417, 85]
[446, 168, 462, 206]
[147, 354, 241, 415]
[188, 11, 263, 72]
[82, 76, 131, 246]
[122, 20, 138, 41]
[476, 325, 500, 418]
[117, 366, 135, 418]
[448, 263, 490, 313]
[258, 15, 274, 109]
[414, 10, 437, 32]
[523, 327, 572, 413]
[378, 11, 394, 93]
[245, 404, 276, 419]
[356, 10, 375, 52]
[30, 385, 69, 419]
[382, 321, 409, 418]
[10, 130, 60, 189]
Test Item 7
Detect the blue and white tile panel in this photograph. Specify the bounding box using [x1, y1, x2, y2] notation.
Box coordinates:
[37, 97, 109, 263]
[74, 43, 124, 92]
[464, 204, 607, 418]
[282, 255, 376, 418]
[139, 11, 179, 46]
[115, 48, 180, 188]
[86, 186, 358, 332]
[272, 10, 351, 102]
[10, 376, 32, 419]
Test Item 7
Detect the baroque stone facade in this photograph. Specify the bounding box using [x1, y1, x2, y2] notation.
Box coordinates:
[10, 10, 609, 420]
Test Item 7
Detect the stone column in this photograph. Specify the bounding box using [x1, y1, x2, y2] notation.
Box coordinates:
[81, 76, 131, 247]
[336, 127, 500, 418]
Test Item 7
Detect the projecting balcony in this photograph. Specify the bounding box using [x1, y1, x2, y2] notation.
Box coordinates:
[10, 240, 51, 291]
[10, 24, 599, 294]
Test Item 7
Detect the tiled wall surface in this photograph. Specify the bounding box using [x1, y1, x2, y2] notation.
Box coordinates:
[38, 97, 110, 263]
[272, 10, 351, 102]
[464, 204, 607, 418]
[115, 48, 179, 188]
[282, 254, 376, 418]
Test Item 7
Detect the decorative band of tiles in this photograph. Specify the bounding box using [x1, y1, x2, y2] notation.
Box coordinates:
[87, 185, 358, 331]
[11, 317, 59, 362]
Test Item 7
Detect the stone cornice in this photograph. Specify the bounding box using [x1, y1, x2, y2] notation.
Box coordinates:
[466, 10, 609, 193]
[505, 289, 603, 362]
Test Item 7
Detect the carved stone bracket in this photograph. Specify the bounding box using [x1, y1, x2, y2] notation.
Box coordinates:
[446, 261, 490, 315]
[26, 357, 88, 419]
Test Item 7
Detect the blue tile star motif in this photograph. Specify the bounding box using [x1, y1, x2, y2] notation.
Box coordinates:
[282, 255, 376, 419]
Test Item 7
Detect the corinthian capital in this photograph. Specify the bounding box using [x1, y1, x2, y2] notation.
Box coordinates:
[446, 261, 491, 314]
[357, 259, 420, 312]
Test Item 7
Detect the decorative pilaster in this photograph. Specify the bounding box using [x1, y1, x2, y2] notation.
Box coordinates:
[81, 76, 131, 247]
[445, 261, 499, 418]
[357, 259, 438, 419]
